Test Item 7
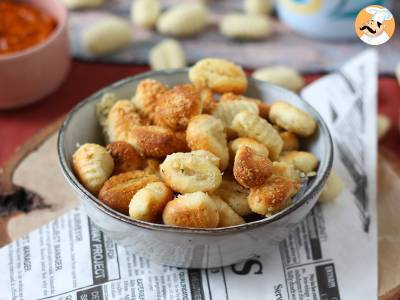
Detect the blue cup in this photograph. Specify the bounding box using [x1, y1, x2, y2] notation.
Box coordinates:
[276, 0, 393, 39]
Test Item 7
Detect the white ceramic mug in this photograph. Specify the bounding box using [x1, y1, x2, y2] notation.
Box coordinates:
[276, 0, 393, 39]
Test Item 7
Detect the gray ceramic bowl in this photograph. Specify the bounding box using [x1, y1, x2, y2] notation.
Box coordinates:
[58, 69, 333, 268]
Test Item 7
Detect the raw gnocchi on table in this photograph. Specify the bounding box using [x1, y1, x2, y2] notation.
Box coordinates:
[71, 58, 324, 229]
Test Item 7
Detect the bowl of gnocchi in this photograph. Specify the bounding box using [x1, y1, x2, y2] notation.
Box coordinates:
[58, 58, 333, 268]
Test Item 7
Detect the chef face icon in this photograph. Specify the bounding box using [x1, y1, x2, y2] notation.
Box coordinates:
[355, 6, 395, 46]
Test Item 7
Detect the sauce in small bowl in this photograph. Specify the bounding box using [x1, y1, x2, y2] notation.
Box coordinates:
[0, 1, 57, 55]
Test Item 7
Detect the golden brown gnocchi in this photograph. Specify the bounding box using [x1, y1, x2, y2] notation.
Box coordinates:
[186, 114, 229, 170]
[106, 141, 142, 175]
[132, 79, 167, 118]
[129, 182, 173, 222]
[160, 152, 222, 193]
[210, 194, 245, 227]
[269, 101, 316, 137]
[107, 100, 142, 142]
[72, 143, 114, 194]
[155, 84, 202, 130]
[279, 151, 319, 173]
[128, 125, 185, 158]
[233, 146, 272, 188]
[189, 58, 248, 94]
[98, 170, 159, 215]
[162, 192, 219, 228]
[96, 93, 117, 140]
[199, 87, 217, 114]
[248, 176, 300, 216]
[232, 110, 283, 160]
[272, 161, 301, 183]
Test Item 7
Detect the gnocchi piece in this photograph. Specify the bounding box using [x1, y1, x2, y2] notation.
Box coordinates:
[190, 150, 221, 168]
[162, 192, 219, 228]
[186, 115, 230, 170]
[210, 195, 245, 227]
[61, 0, 103, 9]
[149, 39, 187, 71]
[96, 93, 117, 141]
[129, 182, 173, 222]
[83, 17, 133, 56]
[131, 0, 160, 28]
[229, 137, 269, 158]
[132, 79, 167, 118]
[280, 131, 300, 151]
[279, 151, 319, 173]
[252, 66, 305, 93]
[212, 100, 259, 131]
[220, 14, 272, 40]
[106, 141, 142, 175]
[128, 126, 186, 158]
[160, 152, 222, 193]
[156, 3, 209, 37]
[244, 0, 273, 15]
[377, 114, 391, 140]
[155, 84, 202, 131]
[269, 101, 317, 137]
[199, 87, 217, 114]
[189, 58, 248, 94]
[107, 100, 142, 142]
[212, 175, 251, 216]
[72, 143, 114, 194]
[232, 111, 283, 160]
[272, 161, 300, 182]
[233, 146, 273, 188]
[220, 93, 269, 119]
[319, 171, 343, 203]
[248, 176, 300, 216]
[98, 171, 159, 215]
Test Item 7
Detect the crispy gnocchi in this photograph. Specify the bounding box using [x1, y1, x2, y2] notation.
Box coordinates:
[72, 143, 114, 194]
[73, 58, 324, 229]
[186, 115, 229, 170]
[269, 101, 317, 137]
[155, 84, 202, 130]
[163, 192, 219, 228]
[189, 58, 248, 94]
[128, 125, 185, 157]
[233, 146, 273, 188]
[107, 100, 142, 142]
[98, 171, 159, 215]
[129, 182, 173, 222]
[132, 79, 167, 118]
[248, 176, 300, 216]
[106, 141, 142, 175]
[232, 110, 283, 160]
[160, 152, 222, 193]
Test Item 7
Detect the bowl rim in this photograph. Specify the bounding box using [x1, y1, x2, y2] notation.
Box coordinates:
[58, 68, 333, 234]
[0, 0, 68, 61]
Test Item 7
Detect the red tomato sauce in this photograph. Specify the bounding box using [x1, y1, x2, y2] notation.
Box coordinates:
[0, 1, 57, 55]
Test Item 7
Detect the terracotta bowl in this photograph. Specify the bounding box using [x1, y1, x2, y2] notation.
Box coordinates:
[0, 0, 70, 109]
[58, 69, 333, 268]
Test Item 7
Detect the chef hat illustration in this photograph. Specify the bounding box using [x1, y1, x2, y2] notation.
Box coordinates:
[366, 7, 393, 24]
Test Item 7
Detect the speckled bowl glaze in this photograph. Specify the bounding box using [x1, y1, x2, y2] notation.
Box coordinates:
[58, 69, 333, 268]
[0, 0, 70, 109]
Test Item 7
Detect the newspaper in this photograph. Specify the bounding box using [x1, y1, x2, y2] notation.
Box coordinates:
[0, 50, 378, 300]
